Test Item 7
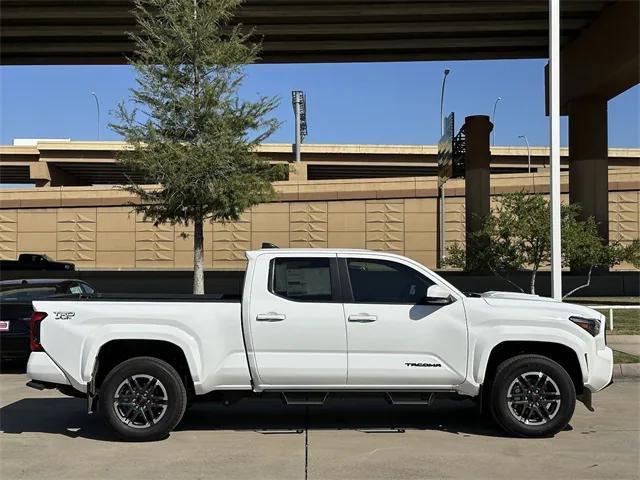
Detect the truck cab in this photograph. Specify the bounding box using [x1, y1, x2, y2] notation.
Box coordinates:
[243, 249, 468, 390]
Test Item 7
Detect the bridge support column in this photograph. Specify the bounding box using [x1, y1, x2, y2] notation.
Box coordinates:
[464, 115, 492, 267]
[568, 95, 609, 244]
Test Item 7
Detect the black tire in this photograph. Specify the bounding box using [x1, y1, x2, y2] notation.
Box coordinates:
[489, 354, 576, 437]
[99, 356, 187, 442]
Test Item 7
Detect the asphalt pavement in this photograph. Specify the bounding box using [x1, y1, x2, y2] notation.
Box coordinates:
[1, 373, 639, 480]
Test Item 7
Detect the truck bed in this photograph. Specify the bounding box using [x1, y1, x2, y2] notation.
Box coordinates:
[32, 296, 251, 395]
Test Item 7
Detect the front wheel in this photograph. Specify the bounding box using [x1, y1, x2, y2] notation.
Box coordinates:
[489, 354, 576, 437]
[99, 356, 187, 441]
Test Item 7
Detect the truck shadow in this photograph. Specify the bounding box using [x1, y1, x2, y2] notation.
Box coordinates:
[0, 395, 509, 441]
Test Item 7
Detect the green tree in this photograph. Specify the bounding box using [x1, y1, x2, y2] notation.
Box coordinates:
[445, 192, 625, 296]
[111, 0, 284, 294]
[622, 239, 640, 269]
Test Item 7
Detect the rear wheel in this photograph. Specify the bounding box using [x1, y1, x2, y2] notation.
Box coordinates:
[99, 356, 187, 441]
[489, 354, 576, 437]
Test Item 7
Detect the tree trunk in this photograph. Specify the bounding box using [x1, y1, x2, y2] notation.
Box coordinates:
[529, 269, 537, 295]
[563, 265, 593, 299]
[489, 267, 524, 293]
[193, 219, 205, 294]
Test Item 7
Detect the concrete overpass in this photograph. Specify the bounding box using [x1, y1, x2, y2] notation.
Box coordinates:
[0, 141, 637, 273]
[1, 140, 638, 187]
[0, 0, 617, 65]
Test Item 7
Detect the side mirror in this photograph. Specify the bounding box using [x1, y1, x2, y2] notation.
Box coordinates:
[425, 285, 452, 304]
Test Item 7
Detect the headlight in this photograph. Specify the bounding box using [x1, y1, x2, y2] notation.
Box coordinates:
[569, 316, 601, 337]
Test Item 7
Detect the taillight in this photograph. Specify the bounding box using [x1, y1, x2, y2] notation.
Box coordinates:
[30, 312, 47, 352]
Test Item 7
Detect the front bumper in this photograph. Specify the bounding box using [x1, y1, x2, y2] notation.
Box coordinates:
[585, 346, 614, 393]
[26, 352, 70, 386]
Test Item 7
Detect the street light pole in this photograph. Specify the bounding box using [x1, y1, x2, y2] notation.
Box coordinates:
[491, 96, 501, 146]
[518, 135, 531, 173]
[440, 69, 450, 137]
[438, 69, 450, 269]
[292, 91, 307, 163]
[90, 92, 100, 140]
[293, 94, 301, 163]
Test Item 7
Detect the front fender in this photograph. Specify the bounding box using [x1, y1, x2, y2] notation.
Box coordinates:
[471, 326, 588, 386]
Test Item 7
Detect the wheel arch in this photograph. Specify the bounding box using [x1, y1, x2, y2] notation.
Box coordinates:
[81, 324, 202, 386]
[480, 340, 585, 395]
[92, 339, 196, 398]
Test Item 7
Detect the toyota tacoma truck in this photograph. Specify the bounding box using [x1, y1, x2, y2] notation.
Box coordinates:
[26, 248, 613, 441]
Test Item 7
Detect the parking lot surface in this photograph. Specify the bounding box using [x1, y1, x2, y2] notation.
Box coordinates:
[1, 372, 638, 480]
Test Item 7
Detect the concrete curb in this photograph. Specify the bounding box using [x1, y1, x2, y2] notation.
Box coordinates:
[612, 363, 640, 378]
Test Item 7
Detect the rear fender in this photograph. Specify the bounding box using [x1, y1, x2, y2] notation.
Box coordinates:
[81, 324, 202, 386]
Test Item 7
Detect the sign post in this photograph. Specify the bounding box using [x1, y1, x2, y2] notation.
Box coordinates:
[437, 113, 455, 268]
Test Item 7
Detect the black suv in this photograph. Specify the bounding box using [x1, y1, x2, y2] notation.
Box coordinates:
[0, 279, 95, 361]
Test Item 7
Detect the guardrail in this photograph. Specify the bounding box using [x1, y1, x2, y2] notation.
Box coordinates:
[586, 305, 640, 331]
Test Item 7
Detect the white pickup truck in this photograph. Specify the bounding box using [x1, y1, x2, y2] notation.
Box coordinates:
[26, 248, 613, 441]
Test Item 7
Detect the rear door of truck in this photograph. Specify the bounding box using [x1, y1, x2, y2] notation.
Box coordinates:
[244, 252, 347, 387]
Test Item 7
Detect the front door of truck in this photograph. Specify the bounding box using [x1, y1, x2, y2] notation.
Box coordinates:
[339, 254, 467, 387]
[247, 254, 347, 387]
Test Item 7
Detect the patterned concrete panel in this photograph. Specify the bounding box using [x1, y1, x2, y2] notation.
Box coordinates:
[57, 209, 97, 263]
[366, 200, 404, 253]
[213, 213, 252, 266]
[0, 210, 17, 260]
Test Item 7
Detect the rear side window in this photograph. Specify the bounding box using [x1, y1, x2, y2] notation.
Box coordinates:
[346, 258, 434, 304]
[0, 287, 58, 303]
[270, 258, 333, 302]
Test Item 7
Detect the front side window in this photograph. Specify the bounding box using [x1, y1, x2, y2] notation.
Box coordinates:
[270, 258, 332, 302]
[347, 258, 434, 304]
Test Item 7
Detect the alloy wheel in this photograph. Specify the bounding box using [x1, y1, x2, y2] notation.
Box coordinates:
[113, 374, 169, 429]
[506, 371, 562, 425]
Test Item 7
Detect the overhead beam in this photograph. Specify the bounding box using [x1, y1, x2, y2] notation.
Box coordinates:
[1, 0, 609, 65]
[1, 19, 590, 39]
[0, 1, 605, 22]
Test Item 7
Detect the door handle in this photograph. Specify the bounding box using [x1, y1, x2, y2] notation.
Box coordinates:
[348, 314, 377, 323]
[256, 312, 286, 322]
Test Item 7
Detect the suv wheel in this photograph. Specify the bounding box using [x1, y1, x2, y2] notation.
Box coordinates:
[99, 356, 187, 441]
[489, 354, 576, 437]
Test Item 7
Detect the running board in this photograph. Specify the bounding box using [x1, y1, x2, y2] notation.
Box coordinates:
[281, 392, 329, 405]
[385, 392, 434, 405]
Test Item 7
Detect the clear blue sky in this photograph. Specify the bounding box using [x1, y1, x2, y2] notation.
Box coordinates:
[1, 60, 638, 148]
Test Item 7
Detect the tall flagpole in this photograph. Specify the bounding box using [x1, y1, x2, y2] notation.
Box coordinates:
[549, 0, 562, 300]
